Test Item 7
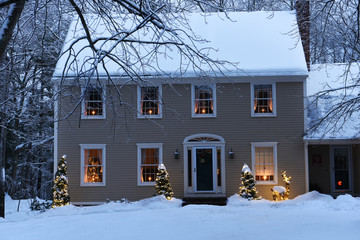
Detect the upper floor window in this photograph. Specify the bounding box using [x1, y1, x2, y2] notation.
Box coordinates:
[82, 87, 106, 119]
[251, 142, 277, 184]
[192, 85, 216, 117]
[136, 143, 163, 186]
[138, 86, 162, 118]
[251, 83, 276, 117]
[80, 144, 106, 186]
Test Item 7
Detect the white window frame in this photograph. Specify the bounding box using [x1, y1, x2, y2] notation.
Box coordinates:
[81, 86, 106, 119]
[191, 84, 217, 118]
[80, 144, 106, 187]
[251, 142, 278, 185]
[137, 85, 162, 119]
[137, 143, 163, 186]
[251, 82, 276, 117]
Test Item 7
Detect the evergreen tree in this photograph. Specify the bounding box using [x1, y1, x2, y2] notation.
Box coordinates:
[155, 164, 174, 200]
[52, 155, 70, 207]
[238, 163, 260, 200]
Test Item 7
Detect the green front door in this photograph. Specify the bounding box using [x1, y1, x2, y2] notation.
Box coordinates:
[195, 148, 214, 191]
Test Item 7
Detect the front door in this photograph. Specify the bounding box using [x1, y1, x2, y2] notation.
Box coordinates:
[332, 146, 352, 192]
[194, 147, 215, 192]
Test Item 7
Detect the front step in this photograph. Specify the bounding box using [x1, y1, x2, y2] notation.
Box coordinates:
[182, 197, 227, 206]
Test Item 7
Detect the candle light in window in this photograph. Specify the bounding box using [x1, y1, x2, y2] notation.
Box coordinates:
[338, 180, 342, 186]
[202, 109, 206, 114]
[261, 108, 265, 113]
[148, 176, 152, 181]
[148, 109, 153, 114]
[263, 175, 267, 180]
[91, 110, 96, 115]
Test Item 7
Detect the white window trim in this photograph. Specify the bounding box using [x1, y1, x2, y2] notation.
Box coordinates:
[137, 85, 162, 119]
[81, 86, 106, 119]
[251, 142, 278, 185]
[191, 84, 217, 118]
[136, 143, 163, 186]
[80, 144, 106, 187]
[251, 82, 276, 117]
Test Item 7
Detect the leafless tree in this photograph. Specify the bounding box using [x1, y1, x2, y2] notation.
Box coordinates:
[306, 0, 360, 138]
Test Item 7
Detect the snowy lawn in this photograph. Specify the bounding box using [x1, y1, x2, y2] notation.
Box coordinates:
[1, 192, 360, 240]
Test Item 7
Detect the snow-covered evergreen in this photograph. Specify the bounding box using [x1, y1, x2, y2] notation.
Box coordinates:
[52, 155, 70, 207]
[155, 164, 174, 200]
[238, 163, 260, 200]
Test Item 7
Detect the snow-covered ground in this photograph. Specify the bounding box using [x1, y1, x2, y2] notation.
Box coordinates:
[1, 192, 360, 240]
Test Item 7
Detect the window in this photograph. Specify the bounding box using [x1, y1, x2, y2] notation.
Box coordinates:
[80, 144, 106, 186]
[137, 143, 163, 186]
[192, 85, 216, 117]
[251, 83, 276, 116]
[82, 87, 106, 119]
[138, 86, 162, 118]
[251, 142, 277, 184]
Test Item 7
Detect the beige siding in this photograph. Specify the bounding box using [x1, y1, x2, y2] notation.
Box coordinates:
[57, 77, 306, 202]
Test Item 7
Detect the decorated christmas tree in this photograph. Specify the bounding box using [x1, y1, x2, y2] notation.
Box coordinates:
[52, 155, 70, 207]
[238, 163, 260, 200]
[155, 164, 174, 200]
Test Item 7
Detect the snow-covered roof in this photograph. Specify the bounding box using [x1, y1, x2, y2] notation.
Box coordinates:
[53, 11, 308, 78]
[306, 63, 360, 140]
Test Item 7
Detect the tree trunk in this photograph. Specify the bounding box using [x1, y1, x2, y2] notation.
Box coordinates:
[0, 0, 25, 60]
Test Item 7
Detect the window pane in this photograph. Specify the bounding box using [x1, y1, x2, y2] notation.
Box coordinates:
[85, 87, 103, 116]
[84, 149, 103, 183]
[194, 86, 213, 114]
[255, 146, 274, 181]
[141, 166, 157, 182]
[188, 149, 192, 187]
[141, 148, 159, 164]
[141, 87, 159, 115]
[217, 149, 221, 187]
[254, 84, 273, 114]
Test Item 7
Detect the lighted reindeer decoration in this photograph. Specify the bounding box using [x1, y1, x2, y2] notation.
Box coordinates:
[271, 171, 291, 201]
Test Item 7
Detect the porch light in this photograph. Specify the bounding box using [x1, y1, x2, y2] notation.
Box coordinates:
[174, 149, 180, 159]
[229, 149, 234, 159]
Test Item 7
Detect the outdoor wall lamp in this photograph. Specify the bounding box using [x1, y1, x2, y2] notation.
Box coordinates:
[229, 149, 234, 159]
[174, 149, 180, 159]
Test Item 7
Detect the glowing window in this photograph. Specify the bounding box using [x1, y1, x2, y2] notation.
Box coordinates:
[251, 142, 277, 184]
[138, 86, 162, 118]
[82, 87, 105, 119]
[137, 143, 163, 186]
[141, 87, 159, 115]
[80, 144, 106, 186]
[252, 84, 276, 116]
[192, 85, 216, 117]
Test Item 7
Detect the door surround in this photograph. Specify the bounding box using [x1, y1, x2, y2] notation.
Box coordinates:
[183, 134, 225, 196]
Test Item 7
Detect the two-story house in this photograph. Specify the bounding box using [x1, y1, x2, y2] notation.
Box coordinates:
[53, 7, 309, 204]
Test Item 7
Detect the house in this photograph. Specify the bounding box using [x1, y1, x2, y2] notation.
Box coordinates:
[306, 63, 360, 197]
[53, 6, 310, 204]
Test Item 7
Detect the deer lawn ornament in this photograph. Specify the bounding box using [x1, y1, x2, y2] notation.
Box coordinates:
[271, 171, 291, 201]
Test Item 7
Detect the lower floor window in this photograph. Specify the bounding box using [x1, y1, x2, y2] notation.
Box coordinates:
[80, 144, 106, 186]
[137, 143, 163, 185]
[251, 142, 277, 184]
